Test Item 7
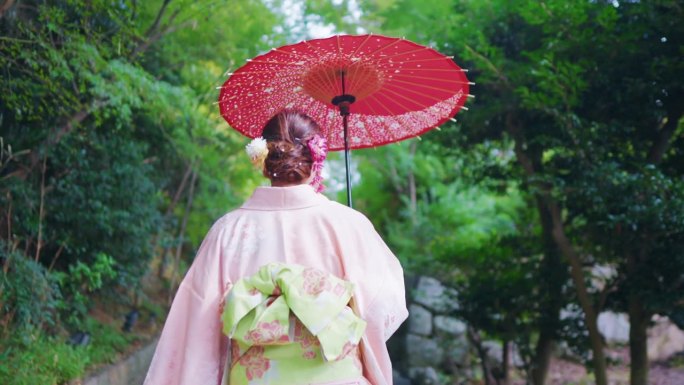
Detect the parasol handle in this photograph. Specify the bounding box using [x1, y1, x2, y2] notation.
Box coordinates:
[332, 94, 356, 207]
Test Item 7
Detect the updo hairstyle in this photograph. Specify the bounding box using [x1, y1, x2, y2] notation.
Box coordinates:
[261, 110, 321, 184]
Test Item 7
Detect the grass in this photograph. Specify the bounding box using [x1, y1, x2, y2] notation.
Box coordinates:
[82, 316, 139, 366]
[0, 317, 143, 385]
[0, 273, 169, 385]
[0, 332, 90, 385]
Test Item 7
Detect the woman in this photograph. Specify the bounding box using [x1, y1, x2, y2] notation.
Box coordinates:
[144, 110, 408, 385]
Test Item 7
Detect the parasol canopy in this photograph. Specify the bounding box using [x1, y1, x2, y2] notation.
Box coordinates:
[219, 34, 471, 150]
[218, 34, 472, 205]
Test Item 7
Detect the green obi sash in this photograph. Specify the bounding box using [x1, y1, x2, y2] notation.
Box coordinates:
[222, 263, 367, 384]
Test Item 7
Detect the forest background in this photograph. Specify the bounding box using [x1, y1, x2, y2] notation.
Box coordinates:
[0, 1, 682, 385]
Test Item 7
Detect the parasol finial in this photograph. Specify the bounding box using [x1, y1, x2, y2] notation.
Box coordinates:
[331, 94, 356, 116]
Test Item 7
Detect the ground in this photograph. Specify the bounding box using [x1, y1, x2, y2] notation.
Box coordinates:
[516, 348, 684, 385]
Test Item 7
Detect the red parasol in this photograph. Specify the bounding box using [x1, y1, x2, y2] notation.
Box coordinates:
[218, 34, 472, 206]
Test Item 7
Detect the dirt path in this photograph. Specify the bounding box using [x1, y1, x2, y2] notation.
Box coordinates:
[536, 353, 684, 385]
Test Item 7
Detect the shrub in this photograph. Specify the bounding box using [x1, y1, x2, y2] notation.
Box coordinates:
[0, 245, 61, 337]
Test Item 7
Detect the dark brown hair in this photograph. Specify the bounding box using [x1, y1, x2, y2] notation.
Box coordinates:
[261, 110, 321, 184]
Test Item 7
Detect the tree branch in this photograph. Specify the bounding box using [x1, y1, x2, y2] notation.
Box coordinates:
[3, 191, 11, 259]
[646, 106, 683, 164]
[464, 44, 511, 88]
[25, 100, 107, 174]
[34, 155, 47, 262]
[506, 113, 535, 176]
[145, 0, 172, 37]
[597, 275, 619, 313]
[131, 15, 192, 57]
[0, 0, 15, 19]
[467, 326, 497, 385]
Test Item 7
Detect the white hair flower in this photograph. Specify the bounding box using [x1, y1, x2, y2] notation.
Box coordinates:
[245, 137, 268, 168]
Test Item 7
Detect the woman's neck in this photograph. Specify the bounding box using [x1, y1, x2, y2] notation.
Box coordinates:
[270, 181, 304, 187]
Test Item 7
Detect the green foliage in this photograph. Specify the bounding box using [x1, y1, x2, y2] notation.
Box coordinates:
[0, 317, 137, 385]
[570, 163, 684, 312]
[1, 0, 681, 383]
[0, 0, 286, 375]
[352, 133, 554, 372]
[46, 132, 160, 282]
[52, 253, 117, 328]
[359, 0, 684, 381]
[0, 246, 61, 336]
[0, 333, 90, 385]
[387, 179, 525, 270]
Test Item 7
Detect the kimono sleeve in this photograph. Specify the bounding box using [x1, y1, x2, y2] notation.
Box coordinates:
[361, 226, 408, 340]
[346, 215, 408, 385]
[144, 221, 231, 385]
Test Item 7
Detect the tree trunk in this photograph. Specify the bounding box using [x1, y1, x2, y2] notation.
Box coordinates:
[627, 252, 650, 385]
[167, 166, 199, 304]
[548, 202, 608, 385]
[628, 294, 649, 385]
[468, 326, 497, 385]
[507, 115, 607, 384]
[531, 198, 564, 385]
[502, 340, 510, 385]
[531, 329, 554, 385]
[155, 162, 194, 279]
[646, 108, 682, 164]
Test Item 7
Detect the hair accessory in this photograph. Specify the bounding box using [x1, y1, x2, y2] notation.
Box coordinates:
[245, 137, 268, 169]
[307, 134, 328, 193]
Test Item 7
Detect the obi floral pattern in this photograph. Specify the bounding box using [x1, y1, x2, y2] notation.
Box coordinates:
[222, 263, 368, 385]
[239, 346, 270, 380]
[295, 318, 321, 360]
[244, 320, 290, 344]
[302, 267, 332, 295]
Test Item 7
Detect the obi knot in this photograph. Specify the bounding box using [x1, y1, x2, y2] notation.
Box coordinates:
[221, 263, 366, 361]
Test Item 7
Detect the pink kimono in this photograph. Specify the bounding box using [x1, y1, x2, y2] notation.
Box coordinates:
[144, 185, 408, 385]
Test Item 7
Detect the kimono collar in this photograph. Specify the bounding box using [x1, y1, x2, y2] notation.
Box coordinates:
[241, 184, 328, 211]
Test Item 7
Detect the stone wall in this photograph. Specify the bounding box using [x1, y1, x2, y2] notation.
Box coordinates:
[392, 276, 469, 385]
[392, 277, 684, 385]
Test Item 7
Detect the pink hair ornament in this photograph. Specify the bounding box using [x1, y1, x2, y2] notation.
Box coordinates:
[307, 135, 327, 193]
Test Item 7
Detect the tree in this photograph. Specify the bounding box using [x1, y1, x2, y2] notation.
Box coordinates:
[560, 2, 684, 383]
[352, 135, 565, 385]
[0, 0, 284, 340]
[358, 1, 684, 385]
